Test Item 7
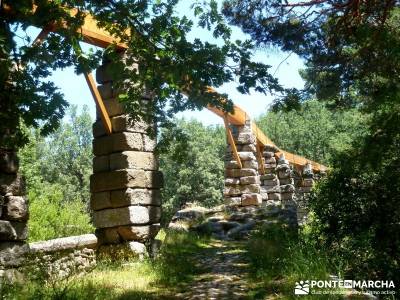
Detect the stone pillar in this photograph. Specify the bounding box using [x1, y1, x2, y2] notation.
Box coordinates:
[297, 163, 314, 225]
[276, 154, 296, 209]
[0, 149, 29, 275]
[90, 62, 162, 251]
[260, 145, 281, 206]
[223, 119, 262, 207]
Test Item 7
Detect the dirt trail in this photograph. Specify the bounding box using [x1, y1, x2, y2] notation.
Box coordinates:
[175, 240, 251, 300]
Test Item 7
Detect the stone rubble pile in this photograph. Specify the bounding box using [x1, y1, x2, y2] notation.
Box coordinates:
[168, 202, 298, 240]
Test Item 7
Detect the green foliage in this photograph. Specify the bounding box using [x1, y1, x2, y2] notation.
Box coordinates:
[224, 1, 400, 282]
[27, 183, 93, 242]
[159, 119, 226, 223]
[19, 106, 93, 241]
[1, 230, 209, 299]
[247, 223, 340, 299]
[256, 100, 367, 165]
[308, 104, 400, 283]
[2, 0, 282, 149]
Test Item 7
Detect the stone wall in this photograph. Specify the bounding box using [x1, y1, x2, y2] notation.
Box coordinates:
[222, 118, 321, 226]
[90, 61, 163, 251]
[28, 234, 97, 280]
[0, 148, 29, 276]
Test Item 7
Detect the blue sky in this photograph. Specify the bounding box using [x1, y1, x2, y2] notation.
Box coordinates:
[26, 1, 305, 126]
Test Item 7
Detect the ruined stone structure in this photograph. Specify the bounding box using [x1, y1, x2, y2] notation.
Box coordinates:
[223, 118, 320, 225]
[224, 119, 262, 207]
[90, 61, 163, 250]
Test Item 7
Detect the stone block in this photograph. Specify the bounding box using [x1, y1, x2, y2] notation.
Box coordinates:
[241, 144, 256, 152]
[109, 151, 158, 171]
[90, 191, 111, 211]
[90, 169, 163, 192]
[93, 205, 161, 228]
[260, 173, 277, 181]
[263, 151, 275, 158]
[110, 188, 161, 207]
[263, 178, 280, 186]
[29, 234, 98, 253]
[93, 132, 143, 156]
[0, 173, 25, 196]
[225, 168, 257, 178]
[223, 186, 241, 196]
[279, 178, 294, 185]
[4, 196, 28, 221]
[264, 157, 276, 164]
[224, 197, 241, 206]
[0, 151, 18, 174]
[280, 184, 295, 193]
[98, 82, 118, 100]
[0, 221, 28, 241]
[225, 160, 241, 169]
[117, 224, 160, 242]
[278, 168, 291, 179]
[268, 192, 281, 200]
[281, 192, 295, 200]
[264, 163, 277, 168]
[235, 132, 255, 144]
[241, 194, 262, 206]
[240, 176, 260, 185]
[303, 178, 314, 187]
[243, 160, 258, 169]
[0, 242, 29, 267]
[240, 184, 260, 194]
[261, 192, 268, 201]
[238, 152, 256, 161]
[143, 135, 156, 152]
[96, 98, 125, 119]
[93, 155, 109, 173]
[224, 178, 240, 186]
[265, 186, 280, 193]
[264, 167, 276, 174]
[112, 115, 152, 134]
[96, 63, 114, 84]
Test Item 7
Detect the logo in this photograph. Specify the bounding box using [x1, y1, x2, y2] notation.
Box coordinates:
[295, 280, 310, 295]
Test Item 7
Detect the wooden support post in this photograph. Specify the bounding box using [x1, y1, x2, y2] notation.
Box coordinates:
[32, 28, 50, 46]
[83, 72, 112, 134]
[223, 115, 242, 169]
[256, 142, 265, 175]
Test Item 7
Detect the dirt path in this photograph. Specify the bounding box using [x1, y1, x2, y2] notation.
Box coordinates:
[175, 240, 251, 300]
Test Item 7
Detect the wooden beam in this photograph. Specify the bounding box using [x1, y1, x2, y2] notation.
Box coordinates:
[6, 3, 327, 171]
[83, 72, 112, 135]
[223, 115, 242, 169]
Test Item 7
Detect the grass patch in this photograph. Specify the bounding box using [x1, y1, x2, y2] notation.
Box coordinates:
[1, 230, 210, 300]
[246, 223, 341, 299]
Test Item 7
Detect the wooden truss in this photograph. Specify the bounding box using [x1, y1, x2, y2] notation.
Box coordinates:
[10, 4, 327, 173]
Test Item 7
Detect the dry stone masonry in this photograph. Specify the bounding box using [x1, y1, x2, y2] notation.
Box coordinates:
[223, 118, 321, 227]
[91, 61, 163, 251]
[224, 119, 262, 207]
[0, 147, 29, 277]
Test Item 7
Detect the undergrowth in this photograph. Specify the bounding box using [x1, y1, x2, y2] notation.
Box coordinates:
[0, 230, 209, 300]
[246, 223, 341, 300]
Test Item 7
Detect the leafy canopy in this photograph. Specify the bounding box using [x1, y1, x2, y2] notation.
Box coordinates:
[1, 0, 282, 148]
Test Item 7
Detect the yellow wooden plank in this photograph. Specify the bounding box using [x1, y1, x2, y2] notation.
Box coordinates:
[84, 72, 112, 135]
[223, 115, 242, 169]
[8, 3, 327, 171]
